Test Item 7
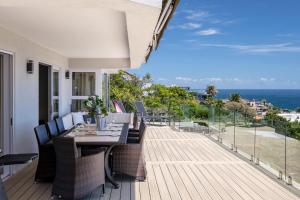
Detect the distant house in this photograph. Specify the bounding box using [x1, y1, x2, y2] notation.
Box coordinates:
[278, 112, 300, 122]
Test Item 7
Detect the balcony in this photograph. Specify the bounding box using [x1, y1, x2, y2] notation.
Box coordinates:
[4, 126, 299, 200]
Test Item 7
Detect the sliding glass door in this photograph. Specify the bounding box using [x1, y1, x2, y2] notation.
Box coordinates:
[0, 52, 13, 178]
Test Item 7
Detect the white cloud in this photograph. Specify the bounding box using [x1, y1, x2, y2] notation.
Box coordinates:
[157, 78, 168, 81]
[199, 77, 223, 82]
[185, 10, 210, 20]
[183, 39, 197, 43]
[260, 77, 275, 82]
[175, 76, 198, 82]
[226, 78, 241, 82]
[200, 43, 300, 53]
[196, 28, 220, 36]
[178, 22, 202, 30]
[276, 33, 294, 37]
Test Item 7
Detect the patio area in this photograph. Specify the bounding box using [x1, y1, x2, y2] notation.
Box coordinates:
[4, 126, 300, 200]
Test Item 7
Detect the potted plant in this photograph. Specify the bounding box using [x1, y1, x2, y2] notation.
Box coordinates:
[84, 95, 108, 130]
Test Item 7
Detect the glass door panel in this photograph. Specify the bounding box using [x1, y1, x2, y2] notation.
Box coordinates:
[52, 70, 59, 119]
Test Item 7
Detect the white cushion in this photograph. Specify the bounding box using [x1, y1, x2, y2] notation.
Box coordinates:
[62, 114, 74, 130]
[72, 112, 85, 125]
[107, 113, 132, 124]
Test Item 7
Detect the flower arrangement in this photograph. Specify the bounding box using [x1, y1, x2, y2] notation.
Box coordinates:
[83, 95, 108, 117]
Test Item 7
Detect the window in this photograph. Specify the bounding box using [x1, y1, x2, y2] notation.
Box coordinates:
[71, 72, 96, 112]
[72, 72, 95, 96]
[52, 70, 59, 118]
[71, 100, 86, 112]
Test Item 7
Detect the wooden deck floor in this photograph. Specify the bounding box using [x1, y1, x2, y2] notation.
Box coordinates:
[4, 126, 300, 200]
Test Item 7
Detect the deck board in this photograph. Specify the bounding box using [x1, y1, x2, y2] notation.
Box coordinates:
[3, 126, 300, 200]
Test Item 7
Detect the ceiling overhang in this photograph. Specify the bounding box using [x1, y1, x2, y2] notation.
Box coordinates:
[0, 0, 179, 69]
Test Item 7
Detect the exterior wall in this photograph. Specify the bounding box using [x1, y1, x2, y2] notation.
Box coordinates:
[0, 26, 70, 162]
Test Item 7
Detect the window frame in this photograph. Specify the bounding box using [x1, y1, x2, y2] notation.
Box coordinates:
[70, 69, 102, 112]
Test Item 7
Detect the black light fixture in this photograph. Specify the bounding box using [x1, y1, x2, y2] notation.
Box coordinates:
[65, 70, 70, 79]
[26, 60, 34, 74]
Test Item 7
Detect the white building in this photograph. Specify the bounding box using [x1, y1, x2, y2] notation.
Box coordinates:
[0, 0, 178, 175]
[278, 112, 300, 122]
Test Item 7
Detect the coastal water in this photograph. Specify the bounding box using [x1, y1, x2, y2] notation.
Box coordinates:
[193, 89, 300, 110]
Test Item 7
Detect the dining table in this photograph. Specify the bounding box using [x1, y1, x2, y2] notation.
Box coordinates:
[65, 122, 129, 189]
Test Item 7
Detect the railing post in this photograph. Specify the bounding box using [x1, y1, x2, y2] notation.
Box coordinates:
[218, 107, 221, 140]
[284, 123, 287, 180]
[233, 110, 236, 148]
[254, 120, 257, 161]
[178, 116, 181, 131]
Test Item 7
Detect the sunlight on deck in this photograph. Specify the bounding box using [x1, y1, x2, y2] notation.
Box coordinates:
[4, 126, 300, 200]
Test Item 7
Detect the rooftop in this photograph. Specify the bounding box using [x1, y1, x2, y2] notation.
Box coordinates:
[4, 126, 299, 200]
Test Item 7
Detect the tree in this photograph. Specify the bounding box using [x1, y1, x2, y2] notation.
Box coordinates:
[225, 101, 256, 120]
[229, 93, 241, 102]
[143, 84, 197, 118]
[296, 107, 300, 113]
[215, 99, 225, 109]
[110, 71, 150, 112]
[205, 85, 217, 97]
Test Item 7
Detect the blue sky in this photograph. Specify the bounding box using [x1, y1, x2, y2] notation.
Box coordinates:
[129, 0, 300, 89]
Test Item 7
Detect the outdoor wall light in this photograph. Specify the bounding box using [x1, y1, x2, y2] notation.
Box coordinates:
[65, 70, 70, 79]
[26, 60, 34, 74]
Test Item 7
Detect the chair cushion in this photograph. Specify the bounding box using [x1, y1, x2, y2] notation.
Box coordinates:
[107, 113, 132, 124]
[62, 114, 74, 130]
[72, 112, 85, 125]
[127, 137, 139, 144]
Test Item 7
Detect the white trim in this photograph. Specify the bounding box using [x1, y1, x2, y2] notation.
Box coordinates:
[71, 96, 89, 100]
[0, 49, 14, 55]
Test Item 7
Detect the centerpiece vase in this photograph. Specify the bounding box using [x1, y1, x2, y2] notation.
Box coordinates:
[96, 115, 107, 131]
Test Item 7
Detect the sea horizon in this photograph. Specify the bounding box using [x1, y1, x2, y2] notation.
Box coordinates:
[191, 89, 300, 110]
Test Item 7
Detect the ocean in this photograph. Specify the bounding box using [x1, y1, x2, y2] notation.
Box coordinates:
[193, 89, 300, 110]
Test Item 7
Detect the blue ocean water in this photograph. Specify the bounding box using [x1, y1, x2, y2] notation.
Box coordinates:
[194, 89, 300, 110]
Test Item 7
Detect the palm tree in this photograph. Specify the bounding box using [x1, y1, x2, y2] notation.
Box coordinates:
[205, 85, 217, 97]
[229, 93, 241, 102]
[215, 99, 225, 109]
[261, 99, 267, 106]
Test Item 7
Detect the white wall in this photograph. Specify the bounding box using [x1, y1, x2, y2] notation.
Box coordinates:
[0, 26, 70, 159]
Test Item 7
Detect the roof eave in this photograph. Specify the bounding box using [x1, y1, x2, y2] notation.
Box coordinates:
[145, 0, 179, 62]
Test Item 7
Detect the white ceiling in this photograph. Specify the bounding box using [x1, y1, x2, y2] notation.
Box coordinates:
[0, 0, 163, 68]
[0, 7, 129, 58]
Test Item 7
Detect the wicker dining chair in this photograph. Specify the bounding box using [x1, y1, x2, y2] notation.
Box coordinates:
[34, 124, 56, 182]
[112, 119, 147, 180]
[52, 137, 105, 200]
